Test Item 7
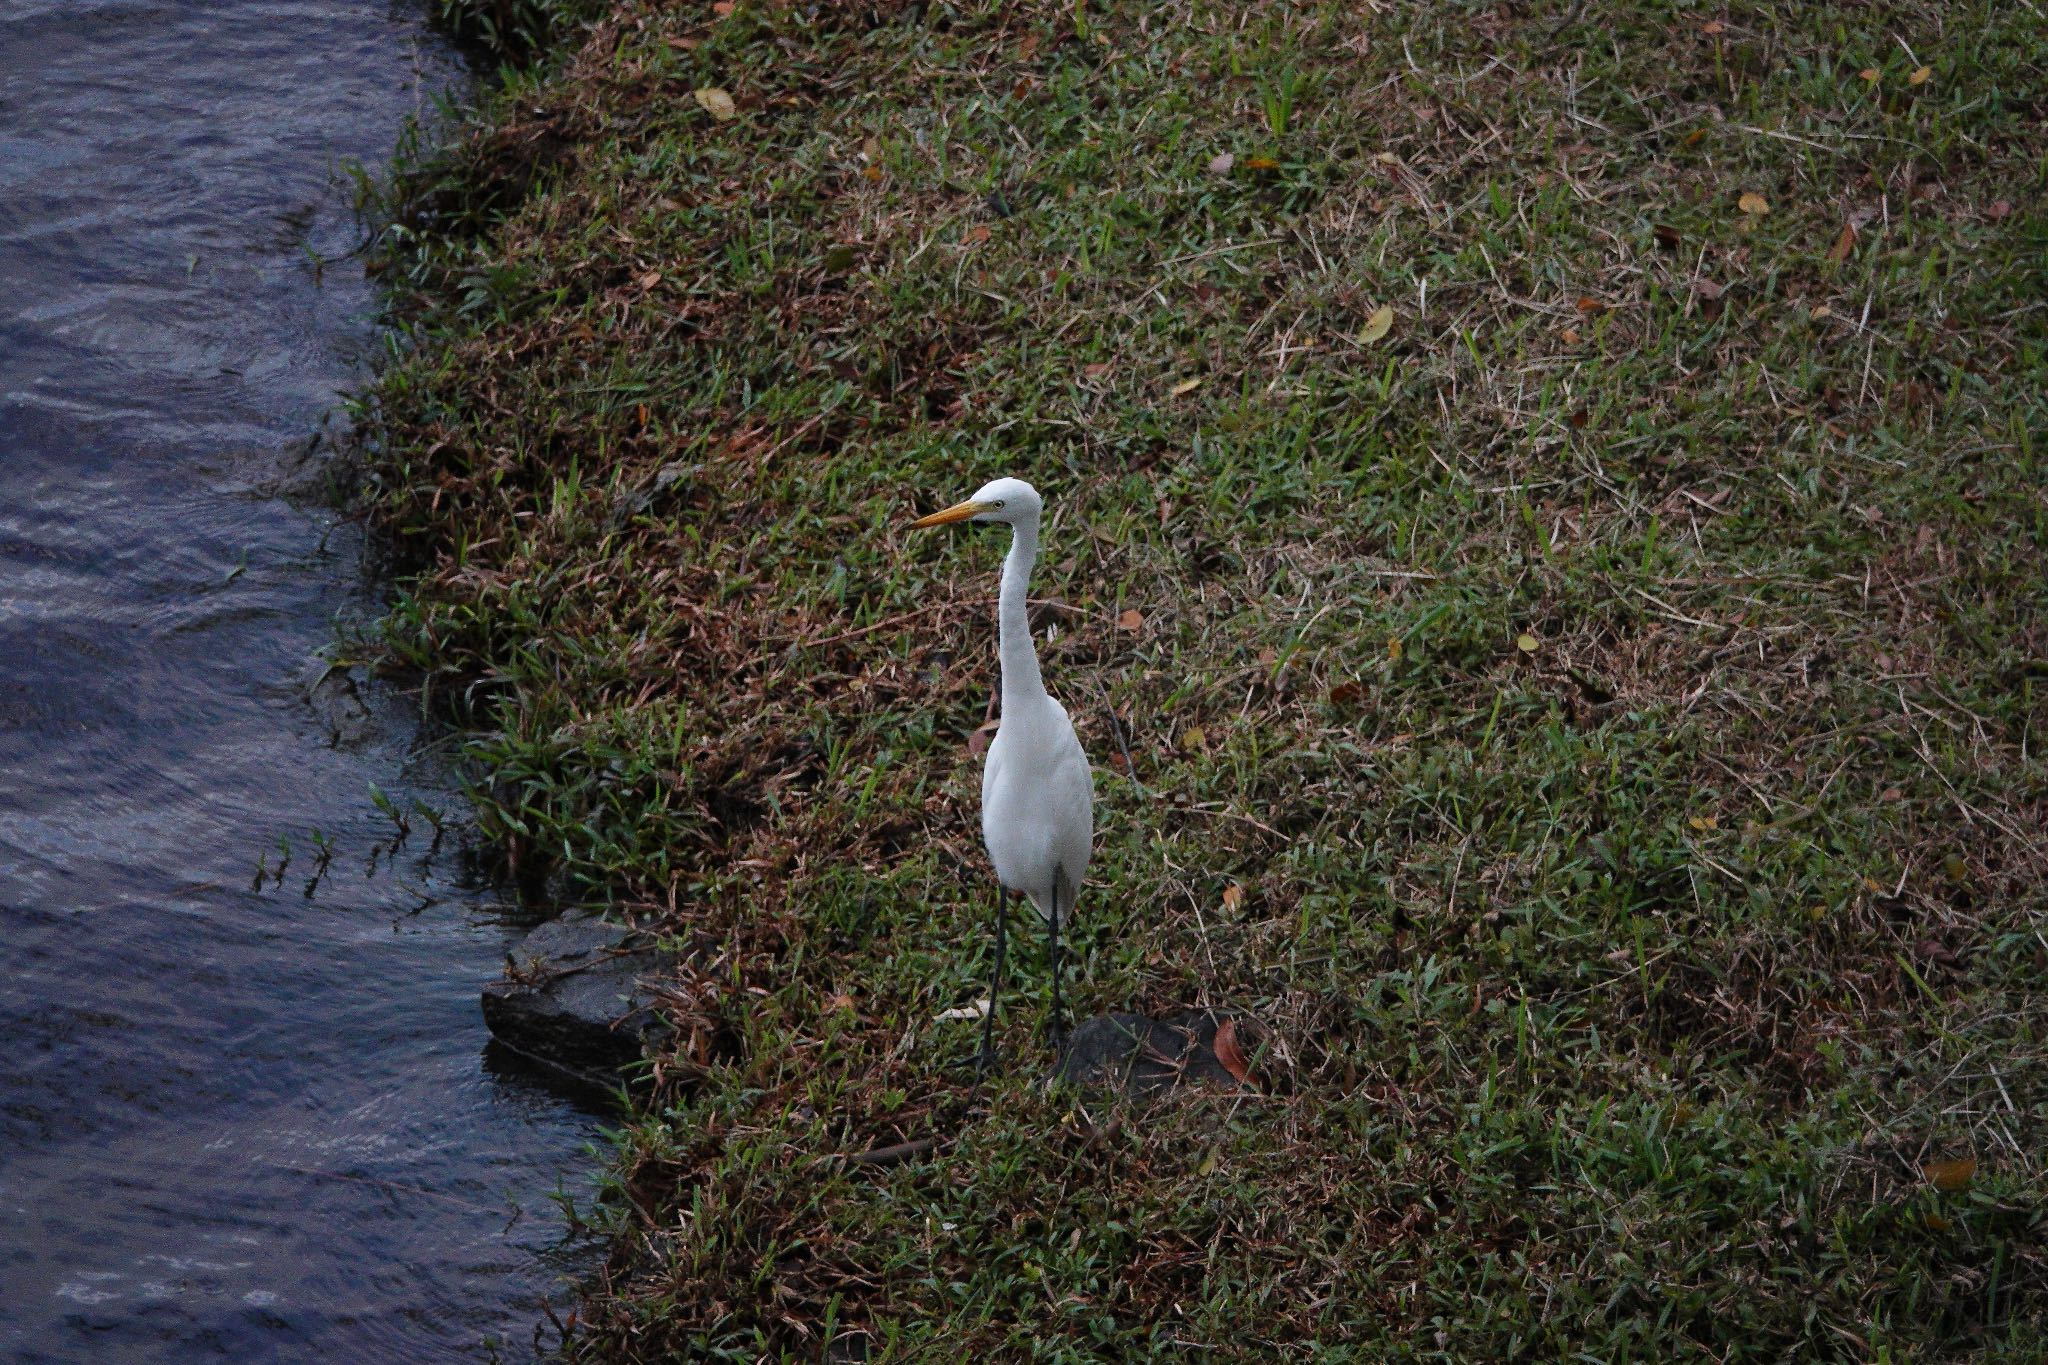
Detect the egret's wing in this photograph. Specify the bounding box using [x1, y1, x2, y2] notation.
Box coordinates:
[1027, 718, 1094, 923]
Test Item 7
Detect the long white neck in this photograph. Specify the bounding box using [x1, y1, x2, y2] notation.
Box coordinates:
[997, 514, 1047, 715]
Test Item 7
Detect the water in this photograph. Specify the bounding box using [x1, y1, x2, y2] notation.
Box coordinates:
[0, 2, 601, 1358]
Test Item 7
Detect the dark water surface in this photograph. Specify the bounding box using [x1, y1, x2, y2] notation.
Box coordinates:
[0, 3, 599, 1358]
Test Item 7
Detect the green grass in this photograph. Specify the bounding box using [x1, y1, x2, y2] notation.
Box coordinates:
[361, 1, 2048, 1358]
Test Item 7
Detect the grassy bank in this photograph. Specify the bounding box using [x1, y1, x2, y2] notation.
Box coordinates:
[365, 2, 2048, 1357]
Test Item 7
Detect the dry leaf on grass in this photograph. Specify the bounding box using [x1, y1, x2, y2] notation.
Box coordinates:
[1925, 1157, 1977, 1191]
[1170, 376, 1203, 396]
[694, 87, 737, 120]
[1738, 191, 1769, 215]
[1213, 1018, 1252, 1083]
[1359, 304, 1394, 344]
[1207, 152, 1235, 175]
[1221, 884, 1245, 912]
[1116, 608, 1145, 632]
[1908, 65, 1932, 86]
[1827, 221, 1857, 263]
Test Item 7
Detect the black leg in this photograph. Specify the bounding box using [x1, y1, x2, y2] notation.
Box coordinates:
[1047, 874, 1066, 1047]
[978, 888, 1009, 1079]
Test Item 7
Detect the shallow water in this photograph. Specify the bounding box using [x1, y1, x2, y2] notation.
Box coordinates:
[0, 3, 599, 1359]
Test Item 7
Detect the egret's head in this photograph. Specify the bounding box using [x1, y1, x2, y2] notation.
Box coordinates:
[909, 477, 1041, 530]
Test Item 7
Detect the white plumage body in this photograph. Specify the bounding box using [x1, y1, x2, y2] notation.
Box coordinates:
[983, 690, 1092, 925]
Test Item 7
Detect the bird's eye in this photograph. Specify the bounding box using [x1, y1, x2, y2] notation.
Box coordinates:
[991, 500, 1006, 509]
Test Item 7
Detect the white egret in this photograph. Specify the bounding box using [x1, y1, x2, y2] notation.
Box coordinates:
[910, 477, 1093, 1075]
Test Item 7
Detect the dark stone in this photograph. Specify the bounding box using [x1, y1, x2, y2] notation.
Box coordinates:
[481, 915, 671, 1088]
[299, 661, 376, 748]
[1054, 1010, 1244, 1096]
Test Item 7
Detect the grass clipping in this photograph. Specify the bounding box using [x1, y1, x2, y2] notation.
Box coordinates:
[366, 1, 2048, 1359]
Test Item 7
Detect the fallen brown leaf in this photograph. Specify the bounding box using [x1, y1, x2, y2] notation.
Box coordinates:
[1827, 221, 1857, 263]
[1913, 938, 1961, 967]
[1738, 191, 1769, 215]
[966, 720, 1000, 756]
[1213, 1019, 1252, 1083]
[693, 87, 737, 120]
[1359, 304, 1395, 344]
[1116, 608, 1145, 631]
[1925, 1157, 1977, 1192]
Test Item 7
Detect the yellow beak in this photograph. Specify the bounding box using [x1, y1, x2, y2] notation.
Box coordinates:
[909, 499, 994, 529]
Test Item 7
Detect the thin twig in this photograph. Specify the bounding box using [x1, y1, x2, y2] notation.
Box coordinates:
[822, 1136, 945, 1169]
[786, 596, 1104, 651]
[1097, 677, 1146, 793]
